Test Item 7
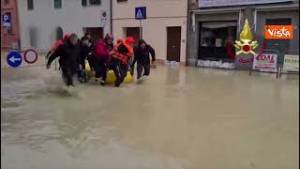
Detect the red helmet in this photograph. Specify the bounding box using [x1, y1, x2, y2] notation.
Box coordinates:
[63, 34, 70, 41]
[125, 37, 135, 44]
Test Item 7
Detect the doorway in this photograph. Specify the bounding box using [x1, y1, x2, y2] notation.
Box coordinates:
[83, 27, 103, 43]
[125, 27, 141, 43]
[167, 27, 181, 62]
[56, 27, 63, 40]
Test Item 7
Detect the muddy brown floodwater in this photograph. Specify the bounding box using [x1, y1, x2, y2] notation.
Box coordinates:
[1, 64, 299, 169]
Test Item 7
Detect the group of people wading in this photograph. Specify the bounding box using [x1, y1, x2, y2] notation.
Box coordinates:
[46, 33, 156, 87]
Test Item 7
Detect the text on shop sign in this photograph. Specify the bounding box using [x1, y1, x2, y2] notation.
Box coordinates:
[265, 25, 293, 40]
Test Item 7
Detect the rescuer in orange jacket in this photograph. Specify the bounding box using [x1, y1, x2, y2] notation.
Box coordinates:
[110, 37, 135, 87]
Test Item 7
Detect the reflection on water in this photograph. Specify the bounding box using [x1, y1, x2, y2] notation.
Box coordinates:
[1, 66, 299, 169]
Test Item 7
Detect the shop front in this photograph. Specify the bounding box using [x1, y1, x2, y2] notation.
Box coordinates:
[198, 21, 237, 62]
[187, 0, 299, 70]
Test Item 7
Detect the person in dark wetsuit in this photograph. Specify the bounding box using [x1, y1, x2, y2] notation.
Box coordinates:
[78, 36, 93, 83]
[131, 39, 156, 80]
[46, 33, 81, 86]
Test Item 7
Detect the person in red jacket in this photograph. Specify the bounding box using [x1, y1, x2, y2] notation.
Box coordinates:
[110, 37, 135, 87]
[94, 34, 114, 85]
[225, 36, 236, 60]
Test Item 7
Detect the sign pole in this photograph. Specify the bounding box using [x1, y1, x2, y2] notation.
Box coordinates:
[139, 20, 142, 39]
[135, 6, 146, 40]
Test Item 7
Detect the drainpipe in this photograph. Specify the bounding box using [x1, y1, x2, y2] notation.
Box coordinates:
[110, 0, 113, 34]
[254, 9, 257, 33]
[238, 9, 243, 33]
[15, 0, 21, 51]
[185, 0, 190, 66]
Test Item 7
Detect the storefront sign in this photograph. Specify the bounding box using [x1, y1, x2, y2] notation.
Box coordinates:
[265, 25, 294, 40]
[253, 53, 278, 72]
[283, 55, 299, 72]
[235, 55, 253, 70]
[199, 0, 293, 8]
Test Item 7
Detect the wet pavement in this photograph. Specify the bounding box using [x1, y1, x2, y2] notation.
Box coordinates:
[1, 64, 299, 169]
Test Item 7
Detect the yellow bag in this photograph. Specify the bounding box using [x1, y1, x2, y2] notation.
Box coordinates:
[105, 70, 133, 84]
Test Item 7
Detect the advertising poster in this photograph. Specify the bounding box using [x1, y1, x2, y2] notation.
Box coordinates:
[283, 55, 299, 72]
[253, 53, 278, 72]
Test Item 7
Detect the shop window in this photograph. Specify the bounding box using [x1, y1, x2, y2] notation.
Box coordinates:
[82, 0, 101, 6]
[54, 0, 62, 9]
[27, 0, 34, 10]
[198, 21, 237, 61]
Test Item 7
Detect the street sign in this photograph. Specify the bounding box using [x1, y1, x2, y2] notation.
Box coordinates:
[24, 49, 38, 64]
[7, 51, 22, 68]
[2, 12, 12, 27]
[100, 11, 107, 27]
[135, 7, 146, 20]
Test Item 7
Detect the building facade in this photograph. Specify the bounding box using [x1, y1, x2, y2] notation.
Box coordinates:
[187, 0, 299, 67]
[17, 0, 112, 52]
[112, 0, 188, 63]
[1, 0, 20, 50]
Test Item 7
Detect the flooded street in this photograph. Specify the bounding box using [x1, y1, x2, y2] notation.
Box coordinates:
[1, 65, 299, 169]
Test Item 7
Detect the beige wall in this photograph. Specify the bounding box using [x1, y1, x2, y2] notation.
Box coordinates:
[17, 0, 111, 52]
[113, 0, 187, 62]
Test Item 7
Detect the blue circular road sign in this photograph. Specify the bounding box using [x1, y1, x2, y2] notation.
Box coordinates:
[7, 51, 22, 68]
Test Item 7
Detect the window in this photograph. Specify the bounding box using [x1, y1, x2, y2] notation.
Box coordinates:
[27, 0, 34, 10]
[117, 0, 128, 2]
[82, 0, 87, 6]
[82, 0, 101, 6]
[89, 0, 100, 5]
[54, 0, 62, 9]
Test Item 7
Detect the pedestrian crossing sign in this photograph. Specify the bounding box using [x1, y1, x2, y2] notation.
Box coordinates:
[135, 7, 146, 20]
